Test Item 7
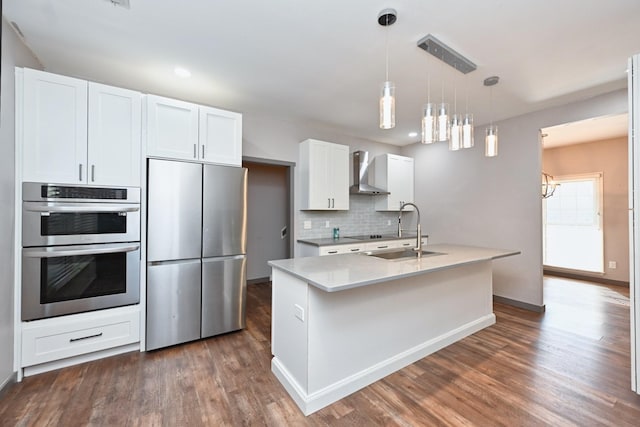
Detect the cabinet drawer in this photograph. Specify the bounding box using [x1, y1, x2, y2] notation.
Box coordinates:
[22, 306, 140, 367]
[318, 245, 365, 255]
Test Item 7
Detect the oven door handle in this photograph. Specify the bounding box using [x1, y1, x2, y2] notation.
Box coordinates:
[23, 243, 141, 258]
[23, 202, 140, 214]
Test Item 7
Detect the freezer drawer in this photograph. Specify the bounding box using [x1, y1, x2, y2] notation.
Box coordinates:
[147, 159, 203, 262]
[202, 255, 247, 338]
[146, 260, 201, 350]
[202, 165, 247, 257]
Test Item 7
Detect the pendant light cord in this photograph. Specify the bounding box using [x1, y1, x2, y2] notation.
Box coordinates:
[385, 14, 389, 81]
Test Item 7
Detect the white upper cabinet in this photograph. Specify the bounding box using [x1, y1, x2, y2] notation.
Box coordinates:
[145, 95, 199, 161]
[299, 139, 349, 210]
[199, 106, 242, 166]
[374, 154, 415, 211]
[146, 96, 242, 166]
[20, 68, 142, 186]
[88, 83, 142, 186]
[22, 68, 88, 184]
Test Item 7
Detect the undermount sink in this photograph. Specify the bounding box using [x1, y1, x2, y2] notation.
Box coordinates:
[364, 249, 445, 260]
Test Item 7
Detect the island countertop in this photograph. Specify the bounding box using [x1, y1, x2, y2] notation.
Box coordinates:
[268, 243, 520, 292]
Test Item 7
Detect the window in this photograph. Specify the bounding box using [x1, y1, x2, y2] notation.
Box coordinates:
[543, 173, 603, 273]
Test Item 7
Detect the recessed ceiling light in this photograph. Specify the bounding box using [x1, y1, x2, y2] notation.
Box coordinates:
[174, 67, 191, 78]
[408, 132, 418, 138]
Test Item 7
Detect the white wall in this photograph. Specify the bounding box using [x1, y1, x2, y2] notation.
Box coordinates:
[0, 19, 42, 388]
[241, 112, 401, 255]
[402, 89, 628, 308]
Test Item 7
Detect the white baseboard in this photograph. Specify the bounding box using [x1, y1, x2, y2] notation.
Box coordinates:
[271, 313, 495, 416]
[23, 343, 139, 377]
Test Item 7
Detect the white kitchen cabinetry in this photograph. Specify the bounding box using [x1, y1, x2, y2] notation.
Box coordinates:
[20, 68, 142, 186]
[88, 83, 142, 186]
[22, 68, 88, 184]
[199, 106, 242, 166]
[300, 139, 349, 210]
[146, 95, 243, 166]
[300, 238, 427, 256]
[21, 305, 140, 372]
[374, 154, 415, 211]
[145, 95, 199, 161]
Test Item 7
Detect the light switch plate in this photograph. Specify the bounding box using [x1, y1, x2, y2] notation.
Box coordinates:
[303, 220, 312, 230]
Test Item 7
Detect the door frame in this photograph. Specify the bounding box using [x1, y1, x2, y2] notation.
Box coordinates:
[242, 156, 295, 282]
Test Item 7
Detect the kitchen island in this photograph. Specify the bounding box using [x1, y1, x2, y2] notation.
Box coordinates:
[268, 244, 519, 415]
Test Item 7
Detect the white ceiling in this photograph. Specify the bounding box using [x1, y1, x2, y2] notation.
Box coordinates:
[542, 114, 629, 149]
[4, 0, 640, 146]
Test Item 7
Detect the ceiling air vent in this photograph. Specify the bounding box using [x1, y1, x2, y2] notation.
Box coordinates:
[104, 0, 131, 9]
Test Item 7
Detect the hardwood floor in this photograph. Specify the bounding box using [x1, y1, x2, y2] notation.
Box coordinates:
[2, 277, 640, 426]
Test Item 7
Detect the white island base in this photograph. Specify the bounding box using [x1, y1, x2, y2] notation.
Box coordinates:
[270, 246, 511, 415]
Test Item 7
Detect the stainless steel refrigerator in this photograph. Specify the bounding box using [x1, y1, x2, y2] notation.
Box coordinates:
[146, 159, 247, 351]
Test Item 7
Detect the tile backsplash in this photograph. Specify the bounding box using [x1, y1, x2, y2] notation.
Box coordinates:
[298, 195, 411, 239]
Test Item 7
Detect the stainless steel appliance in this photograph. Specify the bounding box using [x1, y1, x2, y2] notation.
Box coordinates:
[21, 183, 141, 321]
[146, 159, 247, 351]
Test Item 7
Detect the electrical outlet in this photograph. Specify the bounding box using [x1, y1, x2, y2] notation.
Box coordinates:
[325, 220, 330, 228]
[387, 220, 391, 226]
[303, 220, 312, 230]
[608, 261, 617, 269]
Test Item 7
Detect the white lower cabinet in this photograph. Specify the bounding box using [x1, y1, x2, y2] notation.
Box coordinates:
[303, 238, 428, 257]
[21, 306, 140, 369]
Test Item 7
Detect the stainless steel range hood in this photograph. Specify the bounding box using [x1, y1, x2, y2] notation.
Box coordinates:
[349, 151, 390, 195]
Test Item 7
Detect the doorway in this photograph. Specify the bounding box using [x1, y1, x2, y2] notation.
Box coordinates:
[242, 157, 294, 284]
[541, 114, 629, 283]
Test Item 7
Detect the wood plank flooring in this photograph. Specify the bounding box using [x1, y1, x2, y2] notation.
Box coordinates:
[2, 276, 640, 426]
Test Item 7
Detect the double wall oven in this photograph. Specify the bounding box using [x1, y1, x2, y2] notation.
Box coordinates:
[21, 183, 141, 321]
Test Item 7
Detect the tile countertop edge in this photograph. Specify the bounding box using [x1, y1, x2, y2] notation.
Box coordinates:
[268, 244, 521, 293]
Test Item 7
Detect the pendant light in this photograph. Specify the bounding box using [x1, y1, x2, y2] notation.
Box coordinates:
[449, 66, 462, 150]
[422, 74, 437, 144]
[484, 76, 499, 157]
[378, 9, 397, 130]
[462, 73, 474, 148]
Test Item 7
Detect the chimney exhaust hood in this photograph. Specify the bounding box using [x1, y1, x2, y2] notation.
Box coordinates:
[349, 151, 390, 195]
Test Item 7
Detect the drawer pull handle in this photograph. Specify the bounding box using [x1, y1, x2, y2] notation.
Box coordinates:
[70, 332, 103, 343]
[377, 245, 388, 249]
[327, 250, 338, 254]
[350, 248, 360, 252]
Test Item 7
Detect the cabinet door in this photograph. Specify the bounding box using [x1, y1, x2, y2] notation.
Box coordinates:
[22, 68, 88, 184]
[307, 141, 332, 209]
[199, 106, 242, 166]
[300, 139, 349, 210]
[388, 155, 414, 209]
[88, 83, 142, 186]
[328, 143, 349, 210]
[146, 95, 199, 161]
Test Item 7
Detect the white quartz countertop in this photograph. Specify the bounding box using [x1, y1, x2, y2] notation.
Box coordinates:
[268, 244, 520, 292]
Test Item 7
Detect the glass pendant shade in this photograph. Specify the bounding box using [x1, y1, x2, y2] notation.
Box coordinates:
[380, 81, 396, 129]
[421, 103, 437, 144]
[437, 103, 450, 142]
[449, 114, 462, 151]
[485, 125, 498, 157]
[462, 113, 474, 148]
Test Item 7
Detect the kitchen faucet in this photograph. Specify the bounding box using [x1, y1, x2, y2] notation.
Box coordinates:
[398, 202, 422, 256]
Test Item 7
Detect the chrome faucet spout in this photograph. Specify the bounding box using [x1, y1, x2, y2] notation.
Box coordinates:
[398, 202, 422, 256]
